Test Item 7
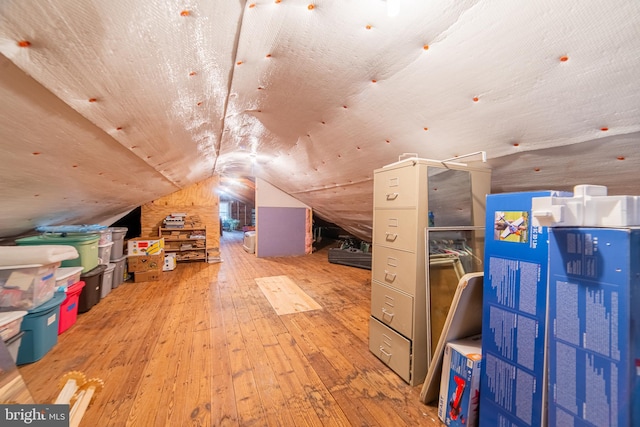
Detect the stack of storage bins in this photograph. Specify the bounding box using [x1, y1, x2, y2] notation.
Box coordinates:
[0, 262, 66, 365]
[109, 227, 128, 289]
[16, 231, 104, 313]
[96, 229, 115, 298]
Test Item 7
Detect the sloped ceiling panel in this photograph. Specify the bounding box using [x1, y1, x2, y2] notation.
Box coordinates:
[0, 0, 639, 241]
[1, 0, 243, 186]
[0, 55, 178, 237]
[220, 0, 640, 239]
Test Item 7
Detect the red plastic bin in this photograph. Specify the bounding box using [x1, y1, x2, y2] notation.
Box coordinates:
[58, 281, 85, 335]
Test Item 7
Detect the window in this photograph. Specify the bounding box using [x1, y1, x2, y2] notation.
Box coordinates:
[219, 201, 230, 219]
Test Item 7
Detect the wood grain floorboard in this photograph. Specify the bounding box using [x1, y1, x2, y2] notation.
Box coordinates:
[17, 231, 441, 426]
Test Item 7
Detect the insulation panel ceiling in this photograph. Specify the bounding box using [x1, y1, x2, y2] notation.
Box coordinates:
[1, 0, 639, 240]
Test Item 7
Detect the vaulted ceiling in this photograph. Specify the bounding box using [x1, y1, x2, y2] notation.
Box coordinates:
[1, 0, 639, 240]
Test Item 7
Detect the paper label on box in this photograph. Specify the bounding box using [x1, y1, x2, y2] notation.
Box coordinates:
[128, 238, 165, 256]
[47, 313, 56, 326]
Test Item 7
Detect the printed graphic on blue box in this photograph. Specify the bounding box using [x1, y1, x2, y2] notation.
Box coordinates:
[439, 335, 482, 427]
[493, 211, 530, 243]
[548, 227, 640, 427]
[0, 405, 68, 426]
[480, 191, 570, 427]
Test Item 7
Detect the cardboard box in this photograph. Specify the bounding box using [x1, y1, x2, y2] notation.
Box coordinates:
[132, 270, 160, 283]
[547, 227, 640, 427]
[127, 254, 163, 273]
[127, 237, 165, 256]
[163, 253, 176, 271]
[480, 190, 571, 427]
[439, 335, 482, 427]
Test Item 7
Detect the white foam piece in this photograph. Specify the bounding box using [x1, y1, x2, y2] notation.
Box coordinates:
[532, 184, 640, 227]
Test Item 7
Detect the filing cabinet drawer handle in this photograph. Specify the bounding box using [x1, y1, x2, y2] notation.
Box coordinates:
[385, 232, 398, 241]
[381, 308, 394, 321]
[386, 192, 399, 200]
[384, 270, 396, 282]
[379, 347, 392, 359]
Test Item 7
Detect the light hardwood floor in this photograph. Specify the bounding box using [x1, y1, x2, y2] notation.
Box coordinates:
[18, 231, 442, 426]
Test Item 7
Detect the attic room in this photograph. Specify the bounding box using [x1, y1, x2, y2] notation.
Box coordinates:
[0, 0, 639, 426]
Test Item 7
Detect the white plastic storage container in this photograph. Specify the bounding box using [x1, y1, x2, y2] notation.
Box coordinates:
[54, 266, 84, 290]
[101, 263, 116, 299]
[0, 310, 28, 341]
[98, 242, 114, 265]
[0, 263, 58, 311]
[96, 229, 113, 245]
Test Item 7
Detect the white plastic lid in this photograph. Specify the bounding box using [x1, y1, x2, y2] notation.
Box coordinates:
[55, 266, 84, 281]
[0, 310, 28, 326]
[0, 263, 44, 270]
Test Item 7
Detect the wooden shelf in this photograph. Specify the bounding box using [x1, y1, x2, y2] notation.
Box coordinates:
[159, 225, 207, 263]
[160, 227, 205, 232]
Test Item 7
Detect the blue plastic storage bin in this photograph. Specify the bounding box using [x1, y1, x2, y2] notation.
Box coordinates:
[17, 291, 65, 365]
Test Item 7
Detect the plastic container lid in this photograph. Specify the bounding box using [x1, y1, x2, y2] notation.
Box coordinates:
[36, 225, 108, 233]
[98, 241, 114, 248]
[0, 262, 48, 270]
[17, 233, 100, 244]
[0, 311, 27, 341]
[0, 311, 28, 327]
[6, 330, 24, 345]
[111, 254, 127, 263]
[104, 263, 116, 272]
[66, 281, 85, 294]
[55, 266, 84, 281]
[80, 264, 107, 278]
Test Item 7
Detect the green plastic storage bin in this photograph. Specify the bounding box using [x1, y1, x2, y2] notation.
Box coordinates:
[16, 234, 99, 273]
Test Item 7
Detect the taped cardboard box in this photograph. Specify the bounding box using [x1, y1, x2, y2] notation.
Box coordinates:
[133, 270, 161, 283]
[127, 237, 165, 256]
[127, 253, 163, 273]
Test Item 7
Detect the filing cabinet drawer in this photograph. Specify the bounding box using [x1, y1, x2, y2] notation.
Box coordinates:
[372, 209, 417, 251]
[374, 166, 418, 208]
[369, 317, 411, 383]
[372, 246, 417, 296]
[371, 281, 413, 338]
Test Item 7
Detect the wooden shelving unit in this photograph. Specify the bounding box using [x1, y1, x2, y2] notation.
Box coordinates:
[159, 227, 207, 263]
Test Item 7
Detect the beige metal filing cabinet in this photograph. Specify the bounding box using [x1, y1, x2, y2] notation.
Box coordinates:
[369, 158, 490, 385]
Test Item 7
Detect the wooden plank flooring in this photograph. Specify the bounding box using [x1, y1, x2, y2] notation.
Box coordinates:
[18, 231, 442, 426]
